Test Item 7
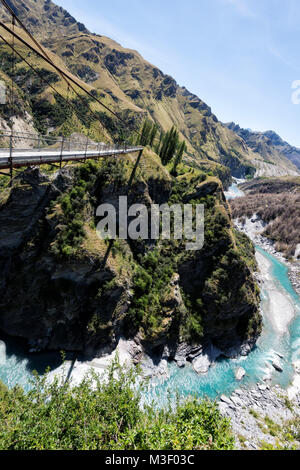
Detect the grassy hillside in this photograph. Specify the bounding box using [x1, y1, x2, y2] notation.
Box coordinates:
[1, 0, 296, 180]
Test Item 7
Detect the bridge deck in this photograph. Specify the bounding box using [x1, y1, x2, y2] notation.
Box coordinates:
[0, 146, 143, 170]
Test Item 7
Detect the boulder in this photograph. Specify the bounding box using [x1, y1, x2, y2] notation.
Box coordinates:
[231, 395, 243, 407]
[272, 360, 283, 372]
[192, 354, 210, 374]
[192, 343, 221, 375]
[258, 384, 268, 392]
[235, 367, 246, 381]
[293, 360, 300, 374]
[220, 395, 232, 405]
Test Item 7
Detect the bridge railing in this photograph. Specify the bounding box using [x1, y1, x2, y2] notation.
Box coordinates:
[0, 129, 137, 154]
[0, 129, 143, 171]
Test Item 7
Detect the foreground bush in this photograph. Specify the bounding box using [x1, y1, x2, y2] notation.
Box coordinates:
[0, 361, 234, 450]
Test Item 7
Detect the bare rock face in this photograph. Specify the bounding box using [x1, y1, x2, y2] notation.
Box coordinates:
[192, 344, 221, 375]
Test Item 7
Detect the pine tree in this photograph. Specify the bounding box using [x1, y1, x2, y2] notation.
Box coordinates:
[149, 123, 158, 147]
[160, 126, 179, 165]
[138, 120, 159, 147]
[172, 140, 187, 174]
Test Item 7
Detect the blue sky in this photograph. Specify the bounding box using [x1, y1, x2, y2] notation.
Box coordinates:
[56, 0, 300, 147]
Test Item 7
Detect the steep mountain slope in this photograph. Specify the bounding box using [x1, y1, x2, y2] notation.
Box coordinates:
[1, 0, 293, 179]
[264, 130, 300, 171]
[0, 0, 89, 38]
[225, 123, 299, 177]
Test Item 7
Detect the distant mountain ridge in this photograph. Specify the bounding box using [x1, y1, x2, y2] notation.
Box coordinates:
[263, 130, 300, 171]
[225, 123, 300, 176]
[0, 0, 299, 179]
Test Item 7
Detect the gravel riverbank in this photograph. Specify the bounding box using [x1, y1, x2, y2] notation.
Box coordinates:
[218, 383, 300, 450]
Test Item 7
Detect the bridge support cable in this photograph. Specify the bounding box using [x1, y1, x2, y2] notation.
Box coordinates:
[0, 7, 144, 165]
[0, 6, 146, 186]
[59, 136, 65, 170]
[0, 32, 105, 145]
[8, 13, 16, 186]
[0, 26, 136, 155]
[0, 0, 103, 127]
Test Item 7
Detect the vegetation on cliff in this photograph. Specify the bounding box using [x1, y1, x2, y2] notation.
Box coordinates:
[0, 0, 261, 362]
[0, 145, 261, 355]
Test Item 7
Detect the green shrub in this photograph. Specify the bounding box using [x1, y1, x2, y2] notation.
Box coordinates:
[127, 249, 175, 338]
[0, 360, 234, 450]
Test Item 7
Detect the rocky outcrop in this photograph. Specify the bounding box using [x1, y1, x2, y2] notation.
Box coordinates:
[225, 123, 300, 176]
[0, 163, 261, 365]
[264, 130, 300, 171]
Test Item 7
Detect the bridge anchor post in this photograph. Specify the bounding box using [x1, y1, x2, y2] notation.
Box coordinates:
[60, 136, 65, 169]
[9, 133, 13, 186]
[84, 136, 89, 163]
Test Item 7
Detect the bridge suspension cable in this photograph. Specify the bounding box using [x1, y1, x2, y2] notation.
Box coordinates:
[0, 0, 77, 93]
[0, 2, 144, 188]
[0, 0, 126, 129]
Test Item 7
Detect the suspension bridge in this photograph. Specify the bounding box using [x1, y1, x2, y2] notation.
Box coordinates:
[0, 129, 143, 172]
[0, 0, 144, 183]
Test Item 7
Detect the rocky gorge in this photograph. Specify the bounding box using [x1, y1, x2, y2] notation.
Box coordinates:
[0, 157, 262, 375]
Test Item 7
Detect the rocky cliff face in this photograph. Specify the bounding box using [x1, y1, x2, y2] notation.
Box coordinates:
[0, 155, 261, 360]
